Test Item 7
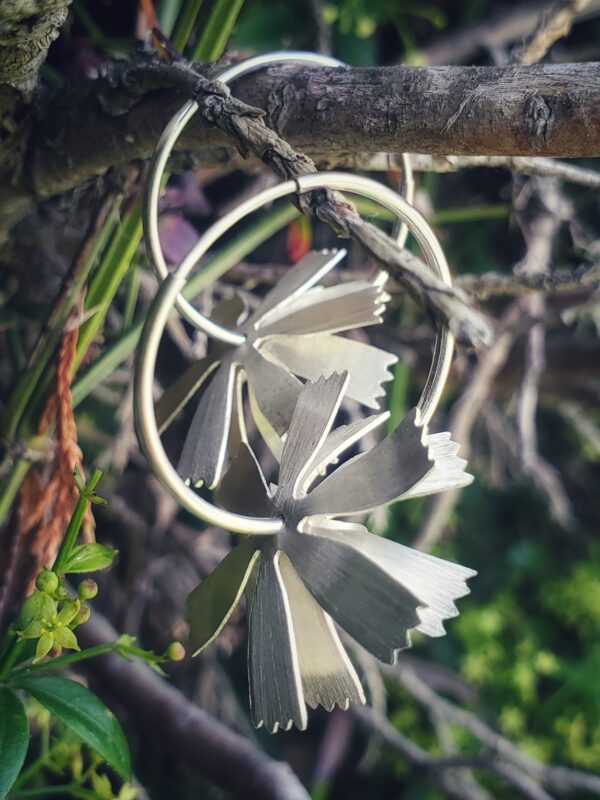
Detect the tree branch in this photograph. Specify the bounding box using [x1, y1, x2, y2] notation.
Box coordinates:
[19, 58, 493, 348]
[77, 611, 310, 800]
[24, 59, 600, 201]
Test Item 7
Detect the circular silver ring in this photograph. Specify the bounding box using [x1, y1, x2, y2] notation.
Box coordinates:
[135, 171, 454, 534]
[143, 51, 414, 340]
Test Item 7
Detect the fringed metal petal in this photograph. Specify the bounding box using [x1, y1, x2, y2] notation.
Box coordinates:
[187, 538, 260, 656]
[263, 333, 398, 409]
[177, 359, 238, 489]
[278, 552, 365, 712]
[248, 550, 307, 733]
[161, 250, 397, 485]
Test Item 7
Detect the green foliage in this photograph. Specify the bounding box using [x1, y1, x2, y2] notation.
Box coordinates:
[377, 461, 600, 791]
[62, 544, 117, 574]
[0, 688, 29, 798]
[17, 594, 81, 663]
[234, 0, 449, 64]
[0, 469, 148, 797]
[13, 676, 131, 782]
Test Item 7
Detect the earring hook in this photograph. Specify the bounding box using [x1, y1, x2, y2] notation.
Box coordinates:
[143, 51, 415, 338]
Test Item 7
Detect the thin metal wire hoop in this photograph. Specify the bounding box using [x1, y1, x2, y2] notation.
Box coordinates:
[143, 51, 414, 341]
[134, 172, 454, 534]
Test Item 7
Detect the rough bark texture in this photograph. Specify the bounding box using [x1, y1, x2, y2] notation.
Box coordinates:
[0, 0, 72, 92]
[19, 61, 600, 201]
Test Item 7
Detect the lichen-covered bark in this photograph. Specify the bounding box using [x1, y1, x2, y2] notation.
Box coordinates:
[0, 0, 72, 93]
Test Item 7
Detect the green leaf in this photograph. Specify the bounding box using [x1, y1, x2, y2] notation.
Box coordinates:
[187, 538, 259, 656]
[0, 687, 29, 798]
[15, 676, 130, 780]
[62, 544, 117, 574]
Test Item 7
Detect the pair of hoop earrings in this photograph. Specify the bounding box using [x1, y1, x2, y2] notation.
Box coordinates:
[133, 52, 476, 733]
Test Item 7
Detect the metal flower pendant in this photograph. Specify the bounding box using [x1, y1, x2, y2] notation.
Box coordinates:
[187, 372, 476, 733]
[155, 249, 397, 488]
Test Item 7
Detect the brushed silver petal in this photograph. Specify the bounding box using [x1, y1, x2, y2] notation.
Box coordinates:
[299, 408, 431, 517]
[242, 347, 303, 436]
[227, 370, 248, 460]
[300, 412, 389, 496]
[276, 372, 349, 502]
[278, 552, 365, 711]
[156, 294, 247, 434]
[249, 249, 346, 328]
[247, 380, 284, 461]
[263, 333, 398, 409]
[310, 519, 476, 639]
[177, 359, 237, 489]
[215, 442, 274, 517]
[187, 538, 260, 656]
[282, 525, 422, 664]
[156, 357, 220, 434]
[400, 432, 474, 499]
[248, 550, 307, 733]
[255, 282, 388, 338]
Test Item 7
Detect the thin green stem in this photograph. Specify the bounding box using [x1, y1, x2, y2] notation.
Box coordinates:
[3, 197, 120, 440]
[75, 208, 143, 371]
[0, 635, 22, 678]
[0, 456, 31, 526]
[172, 0, 204, 51]
[10, 643, 117, 681]
[122, 263, 140, 332]
[159, 0, 183, 36]
[354, 197, 509, 226]
[387, 361, 410, 435]
[71, 325, 141, 409]
[12, 783, 89, 799]
[52, 467, 103, 574]
[191, 0, 245, 61]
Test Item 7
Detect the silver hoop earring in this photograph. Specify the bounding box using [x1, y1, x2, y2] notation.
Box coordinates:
[143, 50, 415, 330]
[133, 53, 475, 734]
[134, 171, 454, 530]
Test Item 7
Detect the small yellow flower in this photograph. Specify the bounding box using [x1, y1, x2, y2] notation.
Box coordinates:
[19, 595, 81, 663]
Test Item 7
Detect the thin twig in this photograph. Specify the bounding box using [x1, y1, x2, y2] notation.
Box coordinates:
[514, 178, 574, 528]
[353, 705, 554, 800]
[559, 400, 600, 454]
[408, 155, 600, 190]
[420, 0, 600, 64]
[457, 263, 600, 300]
[390, 664, 600, 796]
[513, 0, 593, 65]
